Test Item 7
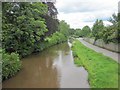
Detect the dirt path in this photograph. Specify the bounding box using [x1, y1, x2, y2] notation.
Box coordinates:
[78, 38, 119, 63]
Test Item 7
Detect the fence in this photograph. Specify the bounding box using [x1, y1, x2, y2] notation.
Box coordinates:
[83, 38, 120, 53]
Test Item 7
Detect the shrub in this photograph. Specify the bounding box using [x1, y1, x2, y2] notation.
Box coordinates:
[45, 32, 67, 47]
[2, 51, 21, 80]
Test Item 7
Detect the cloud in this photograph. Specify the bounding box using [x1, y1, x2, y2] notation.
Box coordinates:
[57, 12, 94, 29]
[56, 0, 118, 13]
[55, 0, 119, 29]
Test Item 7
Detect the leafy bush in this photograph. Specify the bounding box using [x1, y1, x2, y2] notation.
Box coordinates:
[2, 51, 21, 80]
[45, 32, 67, 47]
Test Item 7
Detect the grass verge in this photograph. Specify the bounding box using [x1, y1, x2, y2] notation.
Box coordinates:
[72, 40, 120, 88]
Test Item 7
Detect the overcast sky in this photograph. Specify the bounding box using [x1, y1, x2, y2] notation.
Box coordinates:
[55, 0, 119, 29]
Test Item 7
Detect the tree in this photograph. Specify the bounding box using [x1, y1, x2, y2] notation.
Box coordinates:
[109, 13, 118, 25]
[41, 15, 59, 37]
[74, 29, 82, 37]
[2, 2, 48, 57]
[108, 13, 119, 43]
[45, 2, 58, 19]
[69, 28, 75, 36]
[59, 20, 70, 37]
[92, 19, 104, 44]
[81, 26, 91, 37]
[102, 13, 119, 43]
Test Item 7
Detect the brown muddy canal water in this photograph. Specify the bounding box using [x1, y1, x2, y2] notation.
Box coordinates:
[3, 42, 90, 88]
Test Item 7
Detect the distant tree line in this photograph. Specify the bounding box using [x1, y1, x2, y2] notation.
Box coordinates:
[70, 13, 119, 44]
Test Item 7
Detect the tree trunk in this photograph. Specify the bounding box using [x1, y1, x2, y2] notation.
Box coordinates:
[93, 38, 97, 45]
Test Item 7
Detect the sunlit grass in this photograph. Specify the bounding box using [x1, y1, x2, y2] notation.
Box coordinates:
[72, 40, 119, 88]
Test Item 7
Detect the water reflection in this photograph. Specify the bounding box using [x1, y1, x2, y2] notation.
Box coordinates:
[3, 42, 89, 88]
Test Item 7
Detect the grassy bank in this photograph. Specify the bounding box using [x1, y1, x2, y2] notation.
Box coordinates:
[72, 40, 119, 88]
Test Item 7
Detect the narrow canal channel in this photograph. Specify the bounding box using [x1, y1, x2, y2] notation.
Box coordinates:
[3, 42, 90, 88]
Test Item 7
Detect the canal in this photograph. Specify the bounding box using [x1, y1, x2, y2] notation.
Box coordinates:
[3, 42, 89, 88]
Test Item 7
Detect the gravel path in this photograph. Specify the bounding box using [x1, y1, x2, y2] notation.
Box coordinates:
[78, 38, 119, 63]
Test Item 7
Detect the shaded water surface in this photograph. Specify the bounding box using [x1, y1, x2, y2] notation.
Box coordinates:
[3, 42, 89, 88]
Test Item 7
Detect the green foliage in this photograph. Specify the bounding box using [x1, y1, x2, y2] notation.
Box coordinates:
[2, 2, 70, 81]
[69, 28, 75, 36]
[2, 51, 21, 80]
[34, 31, 68, 52]
[106, 13, 119, 43]
[72, 51, 77, 58]
[45, 32, 67, 47]
[2, 2, 66, 57]
[2, 2, 69, 58]
[72, 40, 119, 88]
[92, 19, 105, 42]
[2, 2, 48, 57]
[101, 26, 118, 43]
[98, 13, 119, 44]
[81, 26, 91, 37]
[31, 2, 48, 16]
[74, 29, 82, 37]
[74, 57, 83, 67]
[109, 13, 118, 25]
[59, 20, 70, 37]
[42, 20, 70, 49]
[70, 26, 91, 38]
[90, 13, 119, 44]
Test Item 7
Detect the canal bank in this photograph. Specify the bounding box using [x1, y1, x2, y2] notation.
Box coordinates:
[72, 40, 119, 88]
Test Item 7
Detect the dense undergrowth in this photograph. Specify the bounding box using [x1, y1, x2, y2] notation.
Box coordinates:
[72, 40, 119, 88]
